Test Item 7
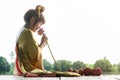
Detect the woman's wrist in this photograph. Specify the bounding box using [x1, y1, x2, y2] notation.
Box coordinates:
[38, 44, 42, 48]
[38, 43, 45, 49]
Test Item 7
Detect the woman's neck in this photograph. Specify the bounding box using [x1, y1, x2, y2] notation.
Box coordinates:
[24, 23, 35, 32]
[24, 23, 30, 29]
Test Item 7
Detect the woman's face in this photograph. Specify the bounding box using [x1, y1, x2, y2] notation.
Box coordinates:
[32, 22, 43, 32]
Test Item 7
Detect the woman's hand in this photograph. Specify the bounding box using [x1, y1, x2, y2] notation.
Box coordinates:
[37, 28, 44, 35]
[39, 34, 48, 49]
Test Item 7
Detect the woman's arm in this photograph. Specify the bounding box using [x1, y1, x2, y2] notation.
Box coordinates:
[39, 34, 48, 49]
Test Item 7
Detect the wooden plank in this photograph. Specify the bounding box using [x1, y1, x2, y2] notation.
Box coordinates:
[1, 75, 120, 80]
[114, 75, 120, 80]
[101, 75, 120, 80]
[61, 76, 102, 80]
[0, 75, 13, 80]
[0, 75, 59, 80]
[61, 75, 120, 80]
[61, 77, 81, 80]
[13, 76, 60, 80]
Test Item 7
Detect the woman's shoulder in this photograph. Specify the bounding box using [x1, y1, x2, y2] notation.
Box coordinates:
[18, 29, 33, 39]
[22, 29, 33, 35]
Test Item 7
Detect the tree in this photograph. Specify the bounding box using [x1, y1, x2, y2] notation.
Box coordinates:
[0, 56, 10, 74]
[43, 59, 52, 71]
[111, 64, 118, 74]
[117, 63, 120, 73]
[94, 58, 112, 73]
[72, 61, 85, 69]
[8, 62, 15, 75]
[53, 60, 72, 71]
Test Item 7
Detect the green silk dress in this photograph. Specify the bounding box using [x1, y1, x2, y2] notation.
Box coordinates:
[17, 28, 43, 73]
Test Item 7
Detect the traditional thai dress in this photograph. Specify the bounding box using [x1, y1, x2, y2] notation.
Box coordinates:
[13, 27, 80, 77]
[14, 27, 43, 75]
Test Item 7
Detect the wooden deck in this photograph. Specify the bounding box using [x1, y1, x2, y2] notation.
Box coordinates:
[0, 75, 120, 80]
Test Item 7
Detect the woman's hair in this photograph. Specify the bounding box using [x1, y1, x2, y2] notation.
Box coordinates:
[24, 5, 45, 27]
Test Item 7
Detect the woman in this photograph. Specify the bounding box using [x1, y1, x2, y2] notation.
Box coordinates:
[14, 5, 48, 76]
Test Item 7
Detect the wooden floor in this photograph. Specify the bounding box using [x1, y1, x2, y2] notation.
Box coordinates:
[0, 75, 120, 80]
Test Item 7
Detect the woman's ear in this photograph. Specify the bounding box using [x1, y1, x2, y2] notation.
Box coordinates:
[30, 17, 35, 27]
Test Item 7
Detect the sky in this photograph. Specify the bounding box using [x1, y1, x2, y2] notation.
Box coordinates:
[0, 0, 120, 64]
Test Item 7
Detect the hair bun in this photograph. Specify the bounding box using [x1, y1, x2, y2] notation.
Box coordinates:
[36, 5, 45, 13]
